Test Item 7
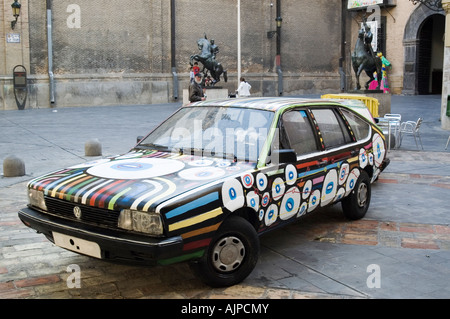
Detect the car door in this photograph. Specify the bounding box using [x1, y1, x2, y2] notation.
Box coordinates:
[278, 106, 355, 215]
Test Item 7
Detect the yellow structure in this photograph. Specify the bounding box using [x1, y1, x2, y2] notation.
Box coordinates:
[321, 93, 380, 118]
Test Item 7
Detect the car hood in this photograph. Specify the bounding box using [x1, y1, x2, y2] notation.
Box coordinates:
[27, 149, 257, 212]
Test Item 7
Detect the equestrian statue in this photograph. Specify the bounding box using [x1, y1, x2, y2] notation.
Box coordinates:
[351, 18, 382, 90]
[190, 34, 228, 86]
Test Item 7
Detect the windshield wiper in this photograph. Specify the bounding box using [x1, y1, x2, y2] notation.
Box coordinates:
[136, 143, 171, 152]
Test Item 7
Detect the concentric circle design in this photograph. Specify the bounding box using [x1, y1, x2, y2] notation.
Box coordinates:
[86, 158, 185, 179]
[256, 173, 268, 191]
[216, 160, 232, 168]
[241, 173, 254, 189]
[359, 148, 368, 169]
[222, 178, 245, 212]
[372, 133, 385, 167]
[246, 191, 260, 212]
[338, 163, 350, 185]
[265, 204, 278, 226]
[272, 177, 285, 201]
[368, 153, 374, 166]
[261, 192, 270, 207]
[345, 168, 361, 196]
[259, 209, 265, 221]
[302, 180, 312, 200]
[279, 187, 301, 220]
[179, 167, 225, 181]
[285, 164, 297, 186]
[189, 159, 214, 166]
[321, 169, 338, 207]
[308, 189, 321, 212]
[297, 202, 308, 217]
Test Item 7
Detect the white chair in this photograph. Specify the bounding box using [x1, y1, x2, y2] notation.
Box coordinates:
[398, 118, 424, 150]
[383, 114, 401, 148]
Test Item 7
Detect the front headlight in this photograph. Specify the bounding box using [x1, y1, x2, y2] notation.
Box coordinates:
[118, 209, 164, 236]
[27, 188, 48, 211]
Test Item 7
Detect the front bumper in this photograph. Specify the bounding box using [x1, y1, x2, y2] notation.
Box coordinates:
[18, 207, 184, 265]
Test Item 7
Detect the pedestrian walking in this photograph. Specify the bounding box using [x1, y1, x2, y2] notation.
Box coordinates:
[237, 77, 251, 97]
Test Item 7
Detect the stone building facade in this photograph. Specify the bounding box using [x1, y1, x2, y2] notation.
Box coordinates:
[1, 0, 346, 110]
[0, 0, 449, 131]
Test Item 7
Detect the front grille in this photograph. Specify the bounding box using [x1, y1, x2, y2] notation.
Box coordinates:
[45, 196, 120, 228]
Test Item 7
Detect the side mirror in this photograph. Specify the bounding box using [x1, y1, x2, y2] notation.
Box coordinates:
[136, 136, 144, 143]
[272, 149, 297, 164]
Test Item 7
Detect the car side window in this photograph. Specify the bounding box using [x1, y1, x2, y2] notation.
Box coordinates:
[340, 108, 371, 141]
[280, 109, 319, 156]
[310, 108, 352, 149]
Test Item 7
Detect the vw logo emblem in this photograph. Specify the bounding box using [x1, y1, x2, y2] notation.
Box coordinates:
[73, 206, 82, 219]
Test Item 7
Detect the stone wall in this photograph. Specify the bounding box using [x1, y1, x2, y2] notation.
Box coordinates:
[2, 0, 345, 110]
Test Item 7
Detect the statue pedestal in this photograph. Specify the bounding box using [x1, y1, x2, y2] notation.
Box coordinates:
[183, 87, 229, 105]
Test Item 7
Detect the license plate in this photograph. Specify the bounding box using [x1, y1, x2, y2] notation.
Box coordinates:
[53, 232, 102, 259]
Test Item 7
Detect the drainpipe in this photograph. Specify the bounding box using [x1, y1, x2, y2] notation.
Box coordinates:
[276, 0, 283, 96]
[339, 0, 347, 92]
[47, 0, 55, 104]
[171, 0, 178, 101]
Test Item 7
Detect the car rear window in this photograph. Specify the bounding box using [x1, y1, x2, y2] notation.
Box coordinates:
[340, 108, 371, 141]
[311, 109, 352, 149]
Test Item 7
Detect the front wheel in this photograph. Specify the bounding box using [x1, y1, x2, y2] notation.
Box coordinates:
[191, 215, 260, 287]
[341, 170, 371, 220]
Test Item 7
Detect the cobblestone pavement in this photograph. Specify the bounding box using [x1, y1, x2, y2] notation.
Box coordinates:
[1, 96, 450, 300]
[1, 149, 450, 299]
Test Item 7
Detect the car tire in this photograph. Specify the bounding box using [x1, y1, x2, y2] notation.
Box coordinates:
[191, 215, 260, 287]
[341, 170, 371, 220]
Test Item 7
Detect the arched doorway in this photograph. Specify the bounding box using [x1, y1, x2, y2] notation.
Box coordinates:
[403, 6, 445, 95]
[417, 14, 445, 94]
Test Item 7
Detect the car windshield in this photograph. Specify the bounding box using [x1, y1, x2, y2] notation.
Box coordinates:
[137, 106, 275, 162]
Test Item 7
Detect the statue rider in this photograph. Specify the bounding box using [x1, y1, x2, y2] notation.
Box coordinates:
[210, 39, 219, 60]
[362, 17, 376, 61]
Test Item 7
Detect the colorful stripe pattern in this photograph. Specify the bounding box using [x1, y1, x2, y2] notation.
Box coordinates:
[28, 150, 254, 213]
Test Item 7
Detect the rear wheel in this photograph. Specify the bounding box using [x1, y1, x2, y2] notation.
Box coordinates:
[341, 171, 371, 220]
[191, 215, 259, 287]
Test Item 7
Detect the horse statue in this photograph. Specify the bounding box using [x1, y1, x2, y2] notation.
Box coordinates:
[190, 35, 227, 86]
[351, 24, 382, 90]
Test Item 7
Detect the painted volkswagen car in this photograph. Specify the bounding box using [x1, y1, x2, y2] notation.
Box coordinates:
[18, 97, 389, 287]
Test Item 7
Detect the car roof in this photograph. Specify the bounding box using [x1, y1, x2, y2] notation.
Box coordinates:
[187, 97, 344, 112]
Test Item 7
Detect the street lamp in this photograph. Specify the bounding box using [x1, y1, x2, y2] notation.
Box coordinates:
[11, 0, 21, 30]
[409, 0, 443, 11]
[275, 16, 283, 28]
[267, 17, 283, 39]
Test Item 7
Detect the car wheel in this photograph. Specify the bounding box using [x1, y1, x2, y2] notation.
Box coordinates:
[341, 170, 371, 220]
[191, 215, 260, 287]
